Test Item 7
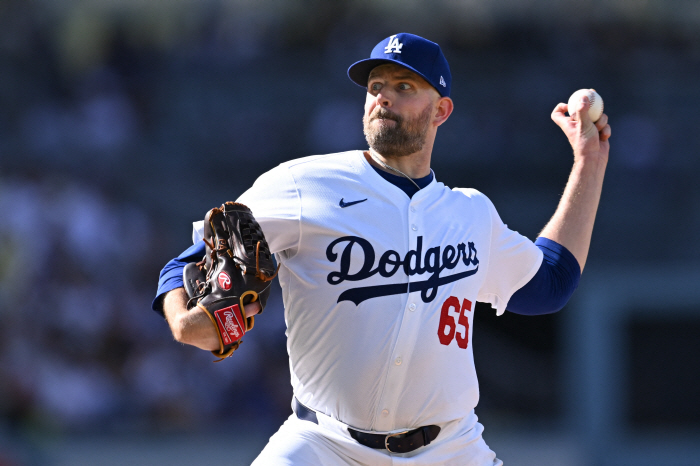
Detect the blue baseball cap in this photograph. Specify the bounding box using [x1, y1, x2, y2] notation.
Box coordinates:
[347, 33, 451, 98]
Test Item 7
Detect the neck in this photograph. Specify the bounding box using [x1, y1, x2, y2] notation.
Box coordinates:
[365, 147, 432, 179]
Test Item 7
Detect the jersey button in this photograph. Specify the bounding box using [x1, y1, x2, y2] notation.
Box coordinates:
[411, 224, 418, 231]
[408, 303, 416, 311]
[381, 409, 389, 416]
[410, 206, 416, 213]
[395, 357, 402, 366]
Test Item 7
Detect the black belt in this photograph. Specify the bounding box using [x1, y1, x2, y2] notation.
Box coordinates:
[293, 398, 441, 454]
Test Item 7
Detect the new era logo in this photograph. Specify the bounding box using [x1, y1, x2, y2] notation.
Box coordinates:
[439, 76, 446, 87]
[384, 35, 403, 54]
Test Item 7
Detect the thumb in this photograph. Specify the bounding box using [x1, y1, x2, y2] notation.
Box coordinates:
[572, 94, 591, 122]
[572, 93, 597, 136]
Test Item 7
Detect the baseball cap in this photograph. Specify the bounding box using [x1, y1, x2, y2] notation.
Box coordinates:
[347, 33, 451, 98]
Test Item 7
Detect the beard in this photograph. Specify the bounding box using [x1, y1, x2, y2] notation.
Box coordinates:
[363, 103, 432, 158]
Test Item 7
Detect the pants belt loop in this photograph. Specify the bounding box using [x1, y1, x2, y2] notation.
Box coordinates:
[422, 425, 430, 446]
[293, 397, 318, 425]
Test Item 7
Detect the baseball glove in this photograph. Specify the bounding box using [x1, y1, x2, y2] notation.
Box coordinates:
[183, 202, 279, 361]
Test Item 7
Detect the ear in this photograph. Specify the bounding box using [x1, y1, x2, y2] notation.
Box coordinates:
[434, 97, 454, 127]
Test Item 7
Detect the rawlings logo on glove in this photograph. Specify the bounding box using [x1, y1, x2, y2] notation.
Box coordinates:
[183, 202, 279, 361]
[218, 271, 232, 290]
[214, 305, 243, 344]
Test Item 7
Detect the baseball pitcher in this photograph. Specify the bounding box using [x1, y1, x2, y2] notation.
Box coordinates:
[153, 33, 610, 465]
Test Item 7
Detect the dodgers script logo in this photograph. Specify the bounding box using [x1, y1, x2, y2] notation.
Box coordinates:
[326, 236, 479, 305]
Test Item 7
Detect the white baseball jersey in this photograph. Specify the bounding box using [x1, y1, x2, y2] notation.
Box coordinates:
[193, 150, 542, 434]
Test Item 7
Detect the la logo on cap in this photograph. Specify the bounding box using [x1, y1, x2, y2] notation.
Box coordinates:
[384, 35, 403, 54]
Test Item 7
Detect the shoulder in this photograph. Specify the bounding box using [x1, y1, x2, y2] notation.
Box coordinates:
[240, 150, 363, 203]
[448, 187, 493, 208]
[279, 150, 363, 174]
[439, 187, 501, 223]
[451, 187, 486, 199]
[252, 151, 363, 187]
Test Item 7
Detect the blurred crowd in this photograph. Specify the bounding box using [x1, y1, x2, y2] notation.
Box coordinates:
[1, 0, 700, 445]
[0, 174, 290, 435]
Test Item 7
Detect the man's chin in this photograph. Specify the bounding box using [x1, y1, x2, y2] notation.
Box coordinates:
[372, 118, 397, 128]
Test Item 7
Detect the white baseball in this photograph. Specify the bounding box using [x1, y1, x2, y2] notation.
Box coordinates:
[567, 89, 604, 123]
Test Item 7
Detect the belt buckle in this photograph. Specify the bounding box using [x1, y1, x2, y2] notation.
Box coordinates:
[384, 429, 410, 453]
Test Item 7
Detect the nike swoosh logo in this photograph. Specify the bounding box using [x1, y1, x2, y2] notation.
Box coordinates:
[339, 198, 368, 208]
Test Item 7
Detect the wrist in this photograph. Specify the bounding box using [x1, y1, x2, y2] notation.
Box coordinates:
[572, 152, 607, 179]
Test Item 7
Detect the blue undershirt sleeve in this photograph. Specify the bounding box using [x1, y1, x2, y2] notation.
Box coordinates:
[506, 237, 581, 315]
[152, 240, 206, 315]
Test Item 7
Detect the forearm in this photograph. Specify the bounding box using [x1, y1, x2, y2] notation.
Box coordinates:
[545, 90, 611, 271]
[163, 287, 220, 351]
[539, 156, 606, 271]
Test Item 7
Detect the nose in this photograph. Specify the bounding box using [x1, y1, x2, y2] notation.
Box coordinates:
[374, 90, 392, 108]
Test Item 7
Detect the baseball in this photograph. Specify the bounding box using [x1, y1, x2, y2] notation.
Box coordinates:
[567, 89, 604, 123]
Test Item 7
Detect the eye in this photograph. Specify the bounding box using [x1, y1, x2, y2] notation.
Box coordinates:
[370, 82, 382, 92]
[398, 82, 412, 91]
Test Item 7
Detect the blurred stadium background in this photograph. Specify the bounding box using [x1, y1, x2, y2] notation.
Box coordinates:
[1, 0, 699, 465]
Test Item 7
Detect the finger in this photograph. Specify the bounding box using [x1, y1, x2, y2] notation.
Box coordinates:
[244, 301, 262, 317]
[600, 124, 611, 141]
[551, 102, 570, 127]
[552, 102, 568, 117]
[573, 94, 593, 126]
[595, 113, 608, 132]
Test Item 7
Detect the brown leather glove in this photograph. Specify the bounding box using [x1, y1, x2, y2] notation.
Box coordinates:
[183, 202, 278, 361]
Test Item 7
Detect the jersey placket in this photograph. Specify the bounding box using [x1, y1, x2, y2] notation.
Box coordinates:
[372, 194, 427, 432]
